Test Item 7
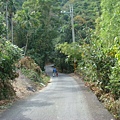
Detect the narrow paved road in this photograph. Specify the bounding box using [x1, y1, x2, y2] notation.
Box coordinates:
[0, 65, 115, 120]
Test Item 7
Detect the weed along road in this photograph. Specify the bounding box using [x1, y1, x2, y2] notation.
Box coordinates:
[0, 65, 115, 120]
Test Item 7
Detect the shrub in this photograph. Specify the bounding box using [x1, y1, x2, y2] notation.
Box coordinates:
[0, 39, 22, 80]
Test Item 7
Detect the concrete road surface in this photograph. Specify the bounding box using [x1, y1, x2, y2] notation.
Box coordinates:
[0, 65, 115, 120]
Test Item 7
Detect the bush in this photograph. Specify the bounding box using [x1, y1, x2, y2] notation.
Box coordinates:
[0, 39, 22, 80]
[0, 39, 22, 100]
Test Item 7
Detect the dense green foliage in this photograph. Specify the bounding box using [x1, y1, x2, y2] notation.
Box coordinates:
[0, 0, 61, 70]
[13, 0, 60, 70]
[0, 39, 22, 80]
[54, 0, 101, 72]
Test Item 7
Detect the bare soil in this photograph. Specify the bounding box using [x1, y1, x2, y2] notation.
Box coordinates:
[0, 70, 44, 112]
[11, 71, 38, 99]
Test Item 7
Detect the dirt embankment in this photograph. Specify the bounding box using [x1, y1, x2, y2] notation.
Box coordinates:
[11, 70, 42, 99]
[0, 70, 47, 112]
[0, 56, 48, 112]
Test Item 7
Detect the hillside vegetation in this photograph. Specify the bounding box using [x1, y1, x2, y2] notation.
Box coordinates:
[0, 40, 49, 100]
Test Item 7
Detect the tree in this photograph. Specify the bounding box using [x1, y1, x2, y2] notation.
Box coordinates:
[13, 0, 61, 70]
[54, 0, 100, 72]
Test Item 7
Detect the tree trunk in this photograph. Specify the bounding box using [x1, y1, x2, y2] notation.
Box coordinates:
[24, 34, 29, 56]
[6, 1, 9, 40]
[11, 16, 13, 43]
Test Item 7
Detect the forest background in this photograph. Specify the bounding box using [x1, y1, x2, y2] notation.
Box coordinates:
[0, 0, 120, 119]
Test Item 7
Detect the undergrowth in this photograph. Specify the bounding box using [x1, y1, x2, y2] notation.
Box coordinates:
[85, 81, 120, 120]
[21, 68, 50, 85]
